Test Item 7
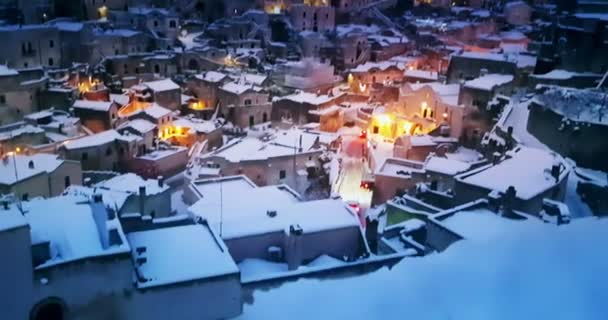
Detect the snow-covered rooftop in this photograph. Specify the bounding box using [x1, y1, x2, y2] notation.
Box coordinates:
[127, 224, 238, 288]
[425, 156, 471, 176]
[455, 51, 537, 68]
[142, 79, 180, 92]
[351, 61, 405, 73]
[63, 130, 139, 150]
[240, 212, 608, 319]
[96, 173, 169, 196]
[276, 91, 340, 106]
[0, 153, 65, 185]
[535, 86, 608, 126]
[407, 82, 461, 106]
[0, 207, 28, 232]
[139, 103, 172, 119]
[458, 146, 568, 200]
[119, 119, 156, 133]
[208, 128, 324, 163]
[189, 179, 359, 239]
[404, 69, 439, 81]
[221, 81, 263, 95]
[21, 195, 130, 268]
[195, 71, 229, 83]
[173, 117, 218, 133]
[465, 74, 514, 91]
[73, 100, 115, 112]
[0, 64, 19, 76]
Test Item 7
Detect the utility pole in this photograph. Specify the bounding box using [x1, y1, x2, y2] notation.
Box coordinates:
[11, 148, 23, 212]
[219, 175, 223, 238]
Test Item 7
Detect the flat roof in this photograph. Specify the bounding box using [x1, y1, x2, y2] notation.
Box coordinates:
[458, 147, 568, 200]
[189, 178, 359, 239]
[23, 195, 130, 268]
[127, 224, 239, 289]
[439, 208, 536, 240]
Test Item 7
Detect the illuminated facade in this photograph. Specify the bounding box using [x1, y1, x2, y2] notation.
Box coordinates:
[369, 83, 465, 140]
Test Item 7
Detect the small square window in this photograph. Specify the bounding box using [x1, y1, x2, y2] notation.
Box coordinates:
[279, 170, 286, 179]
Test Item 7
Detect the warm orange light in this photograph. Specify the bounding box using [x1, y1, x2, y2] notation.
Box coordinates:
[375, 114, 392, 126]
[190, 101, 206, 110]
[403, 122, 413, 135]
[443, 112, 448, 119]
[358, 83, 367, 93]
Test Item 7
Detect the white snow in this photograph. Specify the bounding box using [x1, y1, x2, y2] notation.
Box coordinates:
[275, 91, 339, 106]
[119, 119, 156, 133]
[465, 74, 514, 91]
[63, 130, 138, 150]
[96, 173, 169, 196]
[22, 195, 130, 268]
[127, 224, 239, 288]
[535, 86, 608, 126]
[404, 69, 439, 81]
[0, 208, 27, 232]
[140, 103, 172, 119]
[173, 117, 218, 134]
[407, 82, 461, 106]
[458, 146, 568, 200]
[195, 71, 229, 83]
[189, 178, 359, 239]
[0, 153, 65, 185]
[0, 64, 19, 76]
[142, 79, 180, 92]
[241, 216, 608, 319]
[351, 61, 405, 73]
[221, 81, 263, 95]
[73, 100, 114, 112]
[425, 157, 471, 176]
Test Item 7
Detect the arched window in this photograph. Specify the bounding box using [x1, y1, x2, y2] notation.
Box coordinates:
[30, 297, 66, 320]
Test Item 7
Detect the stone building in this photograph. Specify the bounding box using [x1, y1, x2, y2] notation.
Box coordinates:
[453, 146, 569, 214]
[217, 80, 272, 128]
[289, 3, 335, 33]
[0, 194, 242, 320]
[0, 67, 48, 125]
[0, 153, 82, 200]
[0, 24, 61, 69]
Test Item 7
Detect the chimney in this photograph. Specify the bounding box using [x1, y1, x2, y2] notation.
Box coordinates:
[90, 195, 110, 249]
[28, 160, 34, 169]
[157, 175, 164, 187]
[551, 163, 561, 183]
[502, 186, 516, 216]
[298, 135, 303, 152]
[365, 216, 379, 255]
[139, 186, 146, 215]
[284, 224, 303, 271]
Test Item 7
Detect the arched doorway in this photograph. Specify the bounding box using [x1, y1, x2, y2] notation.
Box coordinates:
[30, 297, 66, 320]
